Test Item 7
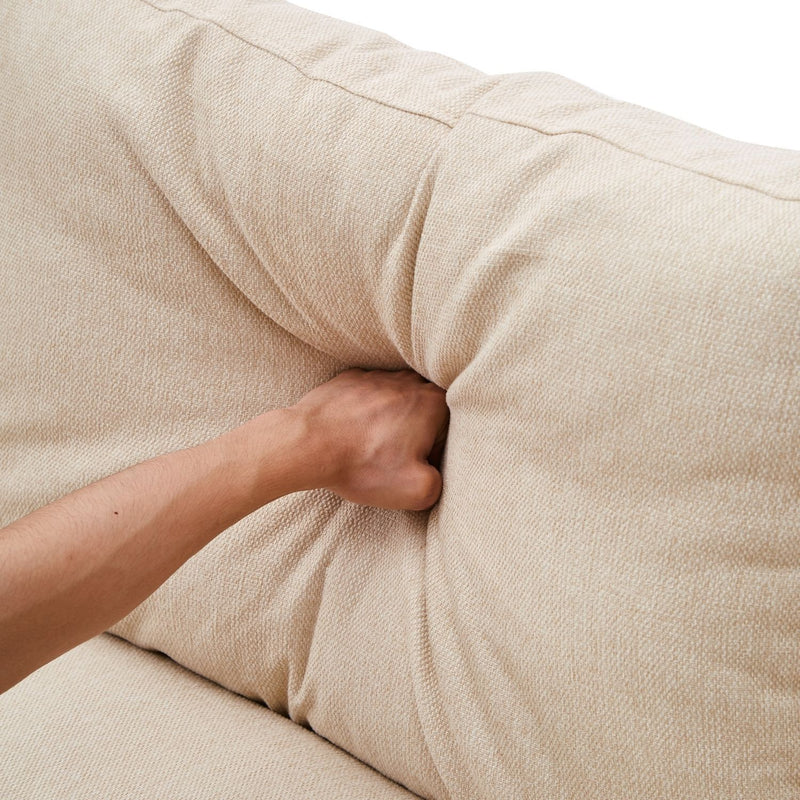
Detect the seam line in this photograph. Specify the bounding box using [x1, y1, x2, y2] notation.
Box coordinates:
[465, 111, 800, 202]
[135, 0, 454, 129]
[135, 0, 800, 203]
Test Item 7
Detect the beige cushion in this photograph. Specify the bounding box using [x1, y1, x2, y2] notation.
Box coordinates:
[1, 0, 798, 798]
[0, 633, 416, 799]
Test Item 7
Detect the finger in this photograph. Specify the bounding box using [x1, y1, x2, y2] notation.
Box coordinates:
[422, 402, 449, 466]
[428, 437, 445, 470]
[407, 464, 443, 511]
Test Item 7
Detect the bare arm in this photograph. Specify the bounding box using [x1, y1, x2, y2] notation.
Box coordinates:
[0, 368, 448, 694]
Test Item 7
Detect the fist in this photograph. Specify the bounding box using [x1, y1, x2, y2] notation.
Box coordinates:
[290, 368, 449, 511]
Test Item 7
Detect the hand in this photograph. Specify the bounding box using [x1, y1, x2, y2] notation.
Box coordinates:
[289, 368, 449, 511]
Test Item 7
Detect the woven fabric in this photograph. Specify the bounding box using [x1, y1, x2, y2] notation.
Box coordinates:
[0, 633, 417, 799]
[1, 1, 798, 798]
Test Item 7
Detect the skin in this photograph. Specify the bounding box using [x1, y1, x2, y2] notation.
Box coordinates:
[0, 367, 449, 695]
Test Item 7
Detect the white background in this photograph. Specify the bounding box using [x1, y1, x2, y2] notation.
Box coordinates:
[295, 0, 799, 151]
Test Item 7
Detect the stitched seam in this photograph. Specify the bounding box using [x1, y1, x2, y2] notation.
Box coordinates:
[135, 0, 455, 129]
[465, 111, 800, 202]
[135, 1, 799, 201]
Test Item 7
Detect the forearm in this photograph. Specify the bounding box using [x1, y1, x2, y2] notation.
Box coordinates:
[0, 407, 313, 694]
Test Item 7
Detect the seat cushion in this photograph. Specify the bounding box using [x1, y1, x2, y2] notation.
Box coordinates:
[0, 633, 417, 799]
[1, 1, 799, 799]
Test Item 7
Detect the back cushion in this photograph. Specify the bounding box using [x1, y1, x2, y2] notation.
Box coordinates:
[2, 1, 798, 798]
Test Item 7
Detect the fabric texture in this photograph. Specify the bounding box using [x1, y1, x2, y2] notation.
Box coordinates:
[0, 633, 418, 799]
[1, 0, 798, 798]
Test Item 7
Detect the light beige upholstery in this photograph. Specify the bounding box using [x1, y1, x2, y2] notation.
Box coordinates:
[1, 0, 798, 798]
[0, 633, 417, 798]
